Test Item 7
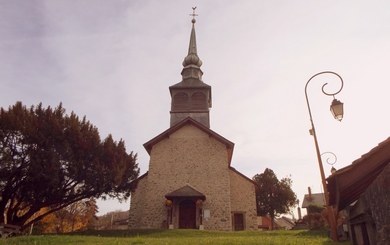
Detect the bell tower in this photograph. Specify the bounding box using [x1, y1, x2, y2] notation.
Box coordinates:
[169, 8, 212, 128]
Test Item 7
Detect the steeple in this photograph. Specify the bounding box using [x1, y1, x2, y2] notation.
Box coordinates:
[180, 7, 203, 81]
[182, 13, 202, 68]
[169, 8, 212, 128]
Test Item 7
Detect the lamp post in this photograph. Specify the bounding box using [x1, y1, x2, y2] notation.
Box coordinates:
[305, 71, 344, 241]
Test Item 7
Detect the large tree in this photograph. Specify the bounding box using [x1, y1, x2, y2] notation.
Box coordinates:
[253, 168, 297, 230]
[0, 102, 139, 230]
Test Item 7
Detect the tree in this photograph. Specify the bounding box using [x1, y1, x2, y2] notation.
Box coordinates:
[253, 168, 297, 230]
[0, 102, 139, 230]
[37, 198, 98, 233]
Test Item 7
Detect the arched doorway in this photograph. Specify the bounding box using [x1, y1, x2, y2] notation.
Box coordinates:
[179, 199, 196, 229]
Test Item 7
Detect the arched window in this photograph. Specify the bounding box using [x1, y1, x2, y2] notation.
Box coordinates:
[191, 92, 206, 110]
[173, 92, 189, 110]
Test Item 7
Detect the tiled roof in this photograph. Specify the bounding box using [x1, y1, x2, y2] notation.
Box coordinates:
[165, 184, 206, 200]
[327, 137, 390, 211]
[301, 193, 325, 208]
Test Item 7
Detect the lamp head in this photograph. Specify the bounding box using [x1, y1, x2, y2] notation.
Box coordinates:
[330, 98, 343, 121]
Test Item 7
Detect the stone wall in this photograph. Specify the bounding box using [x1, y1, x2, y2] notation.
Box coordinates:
[129, 124, 234, 230]
[229, 170, 258, 230]
[128, 175, 148, 229]
[359, 163, 390, 245]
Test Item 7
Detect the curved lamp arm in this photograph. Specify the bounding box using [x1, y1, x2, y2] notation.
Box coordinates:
[321, 151, 337, 166]
[305, 71, 344, 124]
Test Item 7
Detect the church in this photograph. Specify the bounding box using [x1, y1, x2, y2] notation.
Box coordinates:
[128, 14, 258, 231]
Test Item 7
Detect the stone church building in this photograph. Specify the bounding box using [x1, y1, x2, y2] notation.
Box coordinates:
[128, 16, 258, 231]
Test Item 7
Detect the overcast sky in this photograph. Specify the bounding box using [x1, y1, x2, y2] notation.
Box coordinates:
[1, 0, 389, 216]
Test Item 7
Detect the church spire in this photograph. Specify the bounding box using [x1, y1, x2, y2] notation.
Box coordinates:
[169, 8, 212, 128]
[182, 7, 202, 67]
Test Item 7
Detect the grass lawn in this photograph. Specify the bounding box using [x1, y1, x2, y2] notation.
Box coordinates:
[0, 229, 350, 245]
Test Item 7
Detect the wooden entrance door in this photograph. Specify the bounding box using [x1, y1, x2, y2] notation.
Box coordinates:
[233, 213, 244, 231]
[179, 200, 196, 229]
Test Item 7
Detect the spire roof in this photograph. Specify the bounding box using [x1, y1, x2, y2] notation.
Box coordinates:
[182, 7, 202, 67]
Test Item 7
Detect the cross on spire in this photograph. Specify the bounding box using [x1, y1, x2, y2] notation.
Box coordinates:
[190, 7, 197, 23]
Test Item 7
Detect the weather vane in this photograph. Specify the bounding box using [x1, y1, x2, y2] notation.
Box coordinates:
[190, 7, 198, 22]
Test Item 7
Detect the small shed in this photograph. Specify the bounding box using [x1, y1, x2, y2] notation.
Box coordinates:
[327, 137, 390, 245]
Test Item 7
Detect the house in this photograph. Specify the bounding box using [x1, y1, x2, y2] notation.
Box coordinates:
[257, 216, 272, 230]
[327, 137, 390, 245]
[128, 15, 258, 231]
[257, 216, 296, 230]
[275, 216, 295, 230]
[301, 187, 325, 214]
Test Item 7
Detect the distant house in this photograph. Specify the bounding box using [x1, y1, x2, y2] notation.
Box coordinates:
[112, 218, 129, 230]
[257, 216, 272, 230]
[301, 187, 325, 214]
[327, 137, 390, 245]
[275, 217, 295, 230]
[94, 211, 129, 230]
[257, 216, 296, 230]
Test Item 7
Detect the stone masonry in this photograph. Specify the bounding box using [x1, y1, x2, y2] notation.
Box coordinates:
[128, 123, 258, 230]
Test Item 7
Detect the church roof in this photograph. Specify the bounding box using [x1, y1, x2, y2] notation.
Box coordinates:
[165, 184, 206, 200]
[169, 78, 211, 89]
[143, 117, 235, 165]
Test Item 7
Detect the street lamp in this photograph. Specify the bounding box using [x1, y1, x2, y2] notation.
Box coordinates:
[304, 71, 344, 241]
[331, 99, 344, 121]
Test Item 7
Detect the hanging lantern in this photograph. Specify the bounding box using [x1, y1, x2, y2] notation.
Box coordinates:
[165, 199, 172, 207]
[330, 98, 344, 121]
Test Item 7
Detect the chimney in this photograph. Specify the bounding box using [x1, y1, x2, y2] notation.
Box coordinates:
[308, 187, 312, 200]
[298, 207, 302, 220]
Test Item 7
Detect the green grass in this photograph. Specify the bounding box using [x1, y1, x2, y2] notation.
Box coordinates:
[0, 229, 350, 245]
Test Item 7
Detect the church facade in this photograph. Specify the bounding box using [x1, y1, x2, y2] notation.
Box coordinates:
[128, 16, 257, 231]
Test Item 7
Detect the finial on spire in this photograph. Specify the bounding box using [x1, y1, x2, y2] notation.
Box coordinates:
[190, 7, 197, 24]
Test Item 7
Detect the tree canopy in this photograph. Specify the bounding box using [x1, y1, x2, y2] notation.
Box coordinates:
[0, 102, 139, 230]
[253, 168, 297, 229]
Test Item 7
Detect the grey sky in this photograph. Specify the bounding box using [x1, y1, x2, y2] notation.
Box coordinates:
[1, 0, 389, 216]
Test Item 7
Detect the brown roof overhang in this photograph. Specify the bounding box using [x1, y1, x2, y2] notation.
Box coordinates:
[165, 184, 206, 201]
[327, 137, 390, 211]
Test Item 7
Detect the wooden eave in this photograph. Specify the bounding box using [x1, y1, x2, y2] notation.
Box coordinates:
[327, 137, 390, 211]
[143, 117, 235, 165]
[169, 80, 211, 90]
